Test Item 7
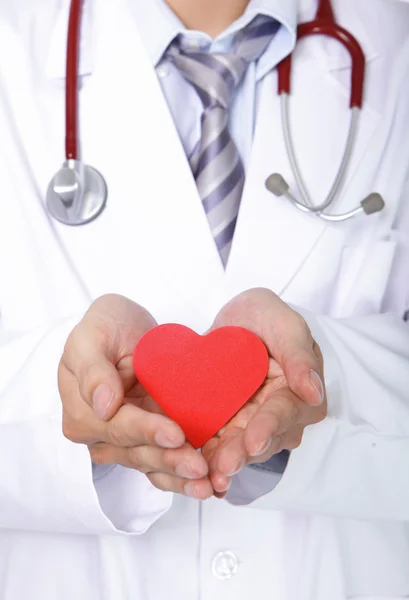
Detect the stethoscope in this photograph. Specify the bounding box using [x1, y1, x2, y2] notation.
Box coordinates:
[46, 0, 385, 226]
[46, 0, 108, 226]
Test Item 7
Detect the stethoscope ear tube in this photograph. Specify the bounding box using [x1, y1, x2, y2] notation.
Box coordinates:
[280, 94, 361, 214]
[265, 2, 385, 223]
[277, 19, 365, 109]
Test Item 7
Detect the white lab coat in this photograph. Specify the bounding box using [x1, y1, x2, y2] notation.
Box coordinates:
[0, 0, 409, 598]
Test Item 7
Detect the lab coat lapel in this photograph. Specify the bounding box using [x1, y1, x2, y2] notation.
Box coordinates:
[46, 0, 224, 325]
[226, 31, 380, 298]
[3, 0, 382, 327]
[225, 67, 326, 298]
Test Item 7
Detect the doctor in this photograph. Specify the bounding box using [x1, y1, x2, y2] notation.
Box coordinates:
[0, 0, 409, 598]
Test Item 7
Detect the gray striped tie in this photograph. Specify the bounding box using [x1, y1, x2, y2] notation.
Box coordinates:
[168, 17, 279, 266]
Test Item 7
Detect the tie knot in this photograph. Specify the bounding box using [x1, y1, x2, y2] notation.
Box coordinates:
[167, 15, 279, 110]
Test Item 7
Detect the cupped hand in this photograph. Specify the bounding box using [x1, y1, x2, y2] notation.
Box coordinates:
[59, 294, 213, 499]
[201, 288, 327, 497]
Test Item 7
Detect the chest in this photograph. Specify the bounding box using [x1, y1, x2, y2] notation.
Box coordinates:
[0, 1, 407, 331]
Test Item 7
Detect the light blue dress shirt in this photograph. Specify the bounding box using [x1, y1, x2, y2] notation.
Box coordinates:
[131, 0, 297, 170]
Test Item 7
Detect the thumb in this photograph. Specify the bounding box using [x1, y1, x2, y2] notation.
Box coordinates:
[62, 295, 157, 420]
[276, 338, 325, 407]
[83, 362, 125, 421]
[64, 330, 125, 420]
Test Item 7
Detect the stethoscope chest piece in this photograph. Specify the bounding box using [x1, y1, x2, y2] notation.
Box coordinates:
[46, 159, 107, 226]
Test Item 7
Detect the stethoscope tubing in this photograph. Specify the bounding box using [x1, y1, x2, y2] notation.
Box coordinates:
[277, 16, 366, 109]
[66, 0, 82, 160]
[280, 95, 360, 214]
[54, 0, 383, 227]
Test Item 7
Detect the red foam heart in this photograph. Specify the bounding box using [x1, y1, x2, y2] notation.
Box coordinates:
[132, 324, 269, 448]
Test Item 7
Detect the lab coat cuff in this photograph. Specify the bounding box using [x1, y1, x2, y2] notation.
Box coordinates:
[228, 450, 289, 503]
[227, 417, 337, 509]
[227, 306, 342, 508]
[54, 417, 172, 535]
[226, 466, 284, 505]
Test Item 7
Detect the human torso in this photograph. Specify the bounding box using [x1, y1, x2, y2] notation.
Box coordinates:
[0, 1, 409, 598]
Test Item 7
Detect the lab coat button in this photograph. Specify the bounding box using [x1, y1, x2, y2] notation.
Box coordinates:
[211, 551, 239, 580]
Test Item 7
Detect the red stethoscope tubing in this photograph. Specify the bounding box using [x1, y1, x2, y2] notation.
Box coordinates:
[278, 0, 365, 108]
[64, 0, 366, 162]
[66, 0, 82, 160]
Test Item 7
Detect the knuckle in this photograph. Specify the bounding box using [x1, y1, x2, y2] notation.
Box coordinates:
[160, 448, 179, 472]
[269, 434, 282, 454]
[140, 419, 158, 446]
[57, 361, 66, 392]
[313, 340, 323, 362]
[107, 419, 129, 446]
[292, 310, 310, 335]
[290, 313, 316, 351]
[291, 401, 301, 425]
[146, 473, 172, 493]
[266, 394, 290, 421]
[67, 395, 89, 422]
[128, 446, 150, 473]
[79, 365, 101, 398]
[286, 429, 304, 450]
[62, 326, 78, 355]
[265, 410, 281, 436]
[89, 445, 109, 465]
[63, 323, 89, 364]
[264, 375, 287, 395]
[314, 405, 327, 423]
[62, 415, 82, 443]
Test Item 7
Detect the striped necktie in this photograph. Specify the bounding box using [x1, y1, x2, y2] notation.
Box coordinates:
[168, 16, 279, 266]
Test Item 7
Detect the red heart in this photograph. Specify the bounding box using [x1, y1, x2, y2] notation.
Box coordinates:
[132, 324, 269, 448]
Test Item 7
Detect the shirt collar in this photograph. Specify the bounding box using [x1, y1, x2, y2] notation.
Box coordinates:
[45, 0, 381, 82]
[130, 0, 297, 68]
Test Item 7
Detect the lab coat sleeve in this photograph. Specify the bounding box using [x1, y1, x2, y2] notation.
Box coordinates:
[227, 310, 409, 521]
[0, 319, 172, 535]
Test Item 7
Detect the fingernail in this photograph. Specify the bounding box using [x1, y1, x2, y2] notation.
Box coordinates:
[184, 482, 199, 498]
[215, 478, 232, 493]
[155, 428, 183, 449]
[249, 437, 272, 457]
[310, 370, 325, 405]
[93, 384, 115, 420]
[226, 458, 245, 477]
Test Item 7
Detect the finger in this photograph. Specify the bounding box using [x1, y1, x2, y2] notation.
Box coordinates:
[207, 428, 248, 481]
[209, 289, 324, 407]
[243, 388, 310, 457]
[201, 437, 233, 494]
[90, 441, 208, 479]
[209, 470, 233, 494]
[246, 425, 305, 464]
[210, 425, 281, 481]
[62, 297, 156, 420]
[274, 324, 325, 408]
[279, 425, 305, 451]
[146, 472, 214, 499]
[213, 490, 229, 499]
[61, 324, 126, 420]
[104, 403, 186, 448]
[61, 370, 108, 445]
[59, 370, 184, 449]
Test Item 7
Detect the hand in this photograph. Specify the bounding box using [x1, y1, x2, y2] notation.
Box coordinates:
[201, 288, 327, 497]
[59, 294, 213, 499]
